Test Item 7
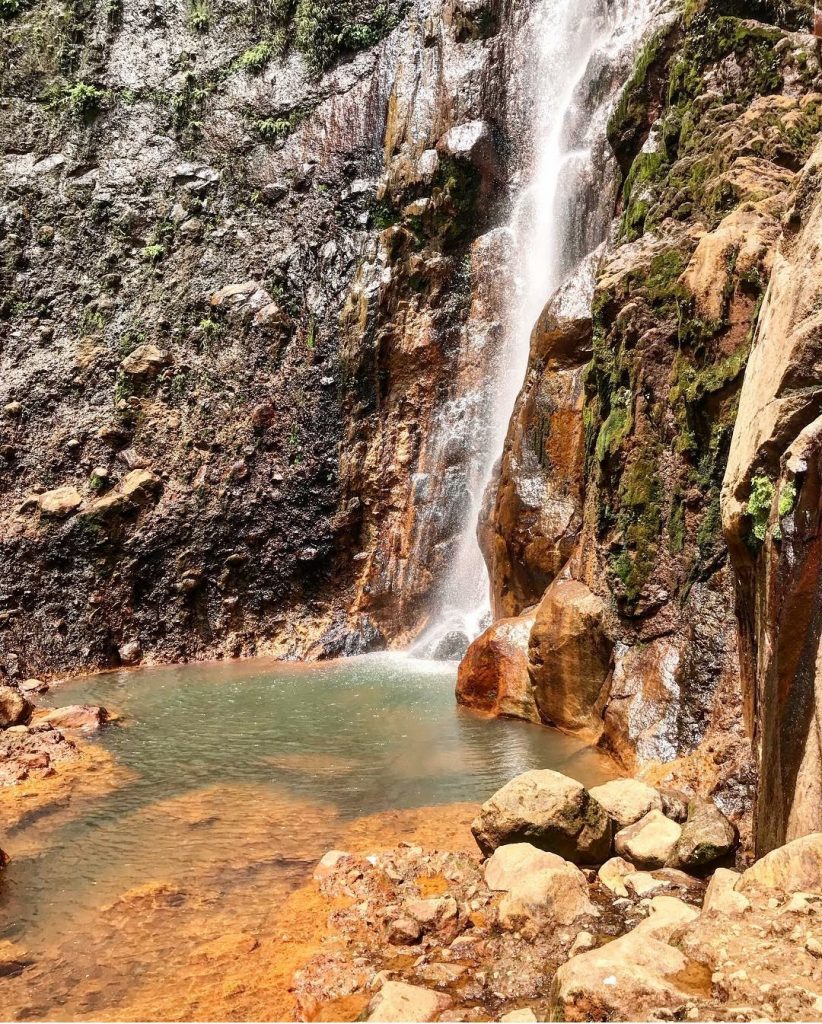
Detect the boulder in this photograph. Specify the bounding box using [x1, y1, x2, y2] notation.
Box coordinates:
[498, 860, 596, 933]
[38, 486, 82, 518]
[456, 613, 540, 723]
[19, 678, 48, 695]
[597, 856, 636, 897]
[0, 686, 32, 728]
[118, 641, 143, 665]
[588, 779, 663, 828]
[614, 810, 682, 869]
[550, 897, 701, 1021]
[528, 579, 612, 735]
[471, 770, 612, 864]
[406, 895, 458, 932]
[703, 868, 751, 915]
[367, 980, 452, 1022]
[120, 343, 171, 377]
[34, 704, 109, 733]
[484, 842, 566, 891]
[736, 833, 822, 895]
[499, 1011, 537, 1023]
[672, 801, 736, 868]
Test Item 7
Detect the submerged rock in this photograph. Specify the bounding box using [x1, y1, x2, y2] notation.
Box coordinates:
[471, 770, 612, 864]
[34, 705, 109, 734]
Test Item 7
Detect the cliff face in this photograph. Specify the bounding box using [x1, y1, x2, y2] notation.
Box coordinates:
[467, 0, 822, 841]
[0, 0, 548, 676]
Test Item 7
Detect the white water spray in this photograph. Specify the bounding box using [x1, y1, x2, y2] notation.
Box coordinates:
[415, 0, 663, 658]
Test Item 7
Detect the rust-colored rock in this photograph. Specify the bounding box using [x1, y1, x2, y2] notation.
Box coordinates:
[456, 612, 539, 723]
[528, 578, 612, 736]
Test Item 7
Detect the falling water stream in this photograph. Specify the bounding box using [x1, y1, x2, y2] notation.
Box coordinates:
[416, 0, 664, 656]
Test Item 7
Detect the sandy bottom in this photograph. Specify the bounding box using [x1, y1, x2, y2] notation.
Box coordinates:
[2, 784, 479, 1022]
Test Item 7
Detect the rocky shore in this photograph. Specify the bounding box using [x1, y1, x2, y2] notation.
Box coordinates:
[300, 770, 822, 1022]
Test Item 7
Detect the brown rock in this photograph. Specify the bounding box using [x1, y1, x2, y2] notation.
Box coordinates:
[386, 917, 422, 945]
[34, 705, 109, 733]
[120, 469, 162, 503]
[480, 255, 596, 618]
[120, 343, 171, 377]
[119, 641, 142, 665]
[703, 868, 751, 915]
[528, 579, 612, 735]
[471, 769, 612, 864]
[456, 612, 539, 723]
[0, 685, 32, 728]
[597, 856, 636, 897]
[38, 486, 83, 518]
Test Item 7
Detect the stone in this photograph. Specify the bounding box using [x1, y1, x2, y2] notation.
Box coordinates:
[737, 833, 822, 895]
[551, 897, 700, 1021]
[528, 579, 612, 735]
[386, 917, 422, 945]
[483, 842, 567, 891]
[313, 850, 350, 881]
[34, 705, 109, 733]
[38, 486, 82, 517]
[614, 810, 682, 869]
[120, 343, 171, 377]
[19, 678, 48, 694]
[703, 868, 751, 915]
[624, 871, 665, 898]
[0, 940, 30, 978]
[471, 770, 612, 864]
[497, 861, 596, 932]
[569, 930, 596, 956]
[4, 401, 22, 417]
[672, 801, 736, 868]
[210, 281, 258, 307]
[0, 685, 32, 728]
[499, 1011, 537, 1023]
[588, 779, 663, 828]
[456, 613, 540, 723]
[406, 895, 458, 930]
[119, 641, 142, 665]
[367, 980, 452, 1022]
[597, 856, 636, 897]
[120, 469, 162, 503]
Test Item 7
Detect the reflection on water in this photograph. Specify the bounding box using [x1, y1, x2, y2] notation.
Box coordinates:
[0, 652, 614, 1020]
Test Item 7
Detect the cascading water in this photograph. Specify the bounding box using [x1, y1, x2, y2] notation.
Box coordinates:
[414, 0, 666, 658]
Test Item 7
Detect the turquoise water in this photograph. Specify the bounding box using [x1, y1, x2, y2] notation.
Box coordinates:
[0, 653, 614, 1018]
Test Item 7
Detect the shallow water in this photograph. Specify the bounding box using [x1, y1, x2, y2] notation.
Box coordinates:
[0, 653, 614, 1020]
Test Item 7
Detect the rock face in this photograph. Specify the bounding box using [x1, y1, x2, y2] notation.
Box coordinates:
[736, 832, 822, 895]
[471, 770, 612, 864]
[464, 0, 822, 848]
[456, 613, 539, 723]
[722, 136, 822, 854]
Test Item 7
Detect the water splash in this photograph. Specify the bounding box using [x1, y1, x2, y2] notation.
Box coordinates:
[415, 0, 663, 659]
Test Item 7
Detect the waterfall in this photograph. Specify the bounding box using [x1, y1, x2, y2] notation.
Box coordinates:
[414, 0, 663, 659]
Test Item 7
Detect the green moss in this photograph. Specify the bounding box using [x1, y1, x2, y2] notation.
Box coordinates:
[67, 81, 105, 116]
[669, 500, 686, 554]
[778, 480, 797, 518]
[188, 0, 210, 31]
[610, 450, 664, 607]
[747, 474, 775, 545]
[237, 41, 276, 71]
[595, 403, 632, 463]
[142, 243, 165, 263]
[608, 29, 668, 152]
[293, 0, 404, 74]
